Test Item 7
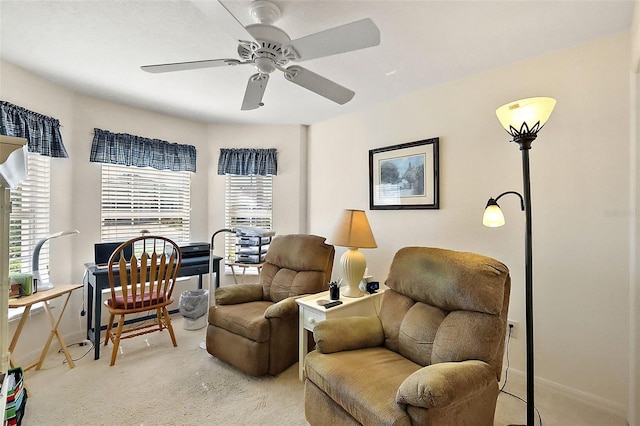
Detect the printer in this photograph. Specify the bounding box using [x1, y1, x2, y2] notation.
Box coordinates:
[180, 242, 210, 258]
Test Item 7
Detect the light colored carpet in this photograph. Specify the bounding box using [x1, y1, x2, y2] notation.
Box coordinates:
[18, 316, 626, 425]
[21, 317, 305, 425]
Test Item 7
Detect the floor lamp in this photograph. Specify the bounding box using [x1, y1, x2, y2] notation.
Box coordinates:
[199, 228, 235, 350]
[483, 97, 556, 426]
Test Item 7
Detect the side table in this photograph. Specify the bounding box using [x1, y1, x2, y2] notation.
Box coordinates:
[8, 284, 83, 371]
[226, 261, 264, 284]
[296, 289, 384, 381]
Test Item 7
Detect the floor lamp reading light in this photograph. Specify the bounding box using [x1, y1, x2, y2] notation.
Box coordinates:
[484, 96, 556, 426]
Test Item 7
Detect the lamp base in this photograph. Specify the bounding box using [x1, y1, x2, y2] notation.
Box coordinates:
[340, 247, 366, 298]
[341, 285, 364, 298]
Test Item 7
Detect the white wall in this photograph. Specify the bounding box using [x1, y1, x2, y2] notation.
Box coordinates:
[0, 60, 307, 360]
[308, 32, 631, 413]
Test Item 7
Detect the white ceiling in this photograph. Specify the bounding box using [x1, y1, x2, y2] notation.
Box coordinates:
[0, 0, 635, 126]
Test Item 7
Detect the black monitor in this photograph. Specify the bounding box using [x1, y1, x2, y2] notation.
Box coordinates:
[94, 242, 133, 266]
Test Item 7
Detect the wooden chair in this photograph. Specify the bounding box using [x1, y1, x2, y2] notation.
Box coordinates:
[104, 235, 182, 366]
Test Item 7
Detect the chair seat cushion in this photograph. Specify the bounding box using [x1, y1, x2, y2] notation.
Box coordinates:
[107, 291, 166, 309]
[305, 347, 421, 425]
[208, 301, 273, 342]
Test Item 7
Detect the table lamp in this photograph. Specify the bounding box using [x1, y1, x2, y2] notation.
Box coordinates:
[31, 230, 80, 291]
[329, 209, 377, 297]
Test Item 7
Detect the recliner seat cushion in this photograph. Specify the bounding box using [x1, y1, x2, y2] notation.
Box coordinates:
[208, 301, 273, 342]
[305, 347, 421, 426]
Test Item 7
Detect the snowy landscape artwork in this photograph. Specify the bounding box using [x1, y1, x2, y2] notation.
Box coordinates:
[369, 138, 439, 210]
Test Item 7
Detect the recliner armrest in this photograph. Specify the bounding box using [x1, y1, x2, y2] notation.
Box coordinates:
[313, 316, 384, 354]
[396, 360, 496, 409]
[215, 283, 263, 305]
[264, 296, 299, 319]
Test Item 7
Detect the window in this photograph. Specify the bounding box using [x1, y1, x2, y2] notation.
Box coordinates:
[224, 175, 273, 266]
[100, 164, 191, 244]
[9, 152, 50, 278]
[9, 152, 50, 319]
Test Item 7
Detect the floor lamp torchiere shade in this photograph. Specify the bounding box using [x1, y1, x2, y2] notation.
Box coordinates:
[484, 97, 556, 426]
[330, 209, 377, 298]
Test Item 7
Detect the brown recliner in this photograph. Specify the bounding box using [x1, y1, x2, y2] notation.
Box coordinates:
[206, 234, 335, 376]
[304, 247, 511, 426]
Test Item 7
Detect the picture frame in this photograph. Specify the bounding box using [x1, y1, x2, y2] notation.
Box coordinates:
[369, 137, 439, 210]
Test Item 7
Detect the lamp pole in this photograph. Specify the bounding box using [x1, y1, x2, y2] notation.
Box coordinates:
[492, 96, 555, 426]
[516, 135, 536, 426]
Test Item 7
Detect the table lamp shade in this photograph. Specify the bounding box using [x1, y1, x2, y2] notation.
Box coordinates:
[496, 97, 556, 137]
[330, 209, 377, 249]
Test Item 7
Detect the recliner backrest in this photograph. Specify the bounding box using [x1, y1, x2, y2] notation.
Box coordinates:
[379, 247, 510, 380]
[260, 234, 335, 302]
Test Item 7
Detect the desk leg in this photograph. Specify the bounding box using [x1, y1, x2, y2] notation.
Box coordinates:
[7, 304, 32, 369]
[299, 315, 308, 382]
[93, 289, 102, 360]
[87, 282, 94, 343]
[34, 293, 75, 370]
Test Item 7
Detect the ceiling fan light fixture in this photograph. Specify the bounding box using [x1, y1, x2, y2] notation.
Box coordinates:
[254, 57, 277, 74]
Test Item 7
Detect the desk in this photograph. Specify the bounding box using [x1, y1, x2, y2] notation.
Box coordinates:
[8, 284, 83, 371]
[226, 261, 264, 284]
[85, 255, 221, 360]
[295, 290, 384, 381]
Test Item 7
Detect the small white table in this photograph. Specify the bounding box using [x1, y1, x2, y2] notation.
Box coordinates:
[296, 289, 384, 381]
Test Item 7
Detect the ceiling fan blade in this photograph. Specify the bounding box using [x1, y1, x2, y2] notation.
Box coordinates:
[141, 59, 244, 73]
[284, 66, 354, 105]
[241, 73, 269, 111]
[287, 18, 380, 62]
[192, 1, 256, 43]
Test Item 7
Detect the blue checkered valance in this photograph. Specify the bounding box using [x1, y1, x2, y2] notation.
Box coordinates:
[90, 128, 197, 172]
[1, 101, 69, 158]
[217, 148, 277, 176]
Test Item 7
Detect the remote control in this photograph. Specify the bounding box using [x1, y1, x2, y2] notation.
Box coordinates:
[324, 300, 343, 309]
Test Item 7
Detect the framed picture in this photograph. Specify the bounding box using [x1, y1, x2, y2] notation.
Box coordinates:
[369, 138, 439, 210]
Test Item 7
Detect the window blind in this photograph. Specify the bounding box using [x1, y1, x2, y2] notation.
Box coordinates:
[224, 175, 273, 266]
[100, 164, 191, 244]
[9, 153, 51, 280]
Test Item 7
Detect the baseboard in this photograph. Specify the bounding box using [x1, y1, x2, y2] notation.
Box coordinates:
[501, 366, 628, 421]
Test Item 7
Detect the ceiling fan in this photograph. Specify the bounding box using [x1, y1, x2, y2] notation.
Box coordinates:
[140, 0, 380, 111]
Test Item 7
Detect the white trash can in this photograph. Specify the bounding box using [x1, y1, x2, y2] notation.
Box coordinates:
[179, 289, 209, 330]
